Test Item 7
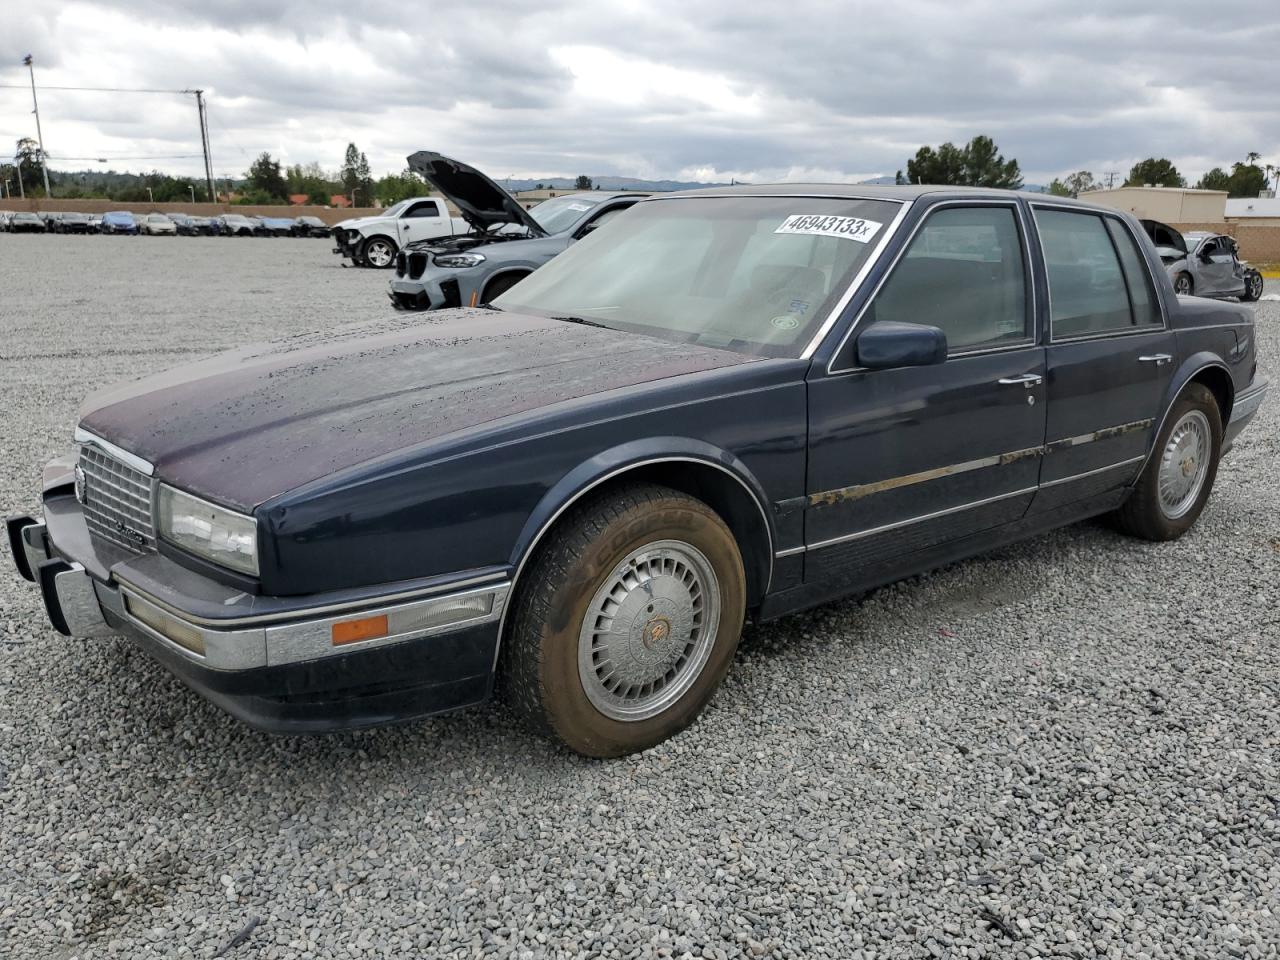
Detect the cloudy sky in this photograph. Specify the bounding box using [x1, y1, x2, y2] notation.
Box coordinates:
[2, 0, 1277, 187]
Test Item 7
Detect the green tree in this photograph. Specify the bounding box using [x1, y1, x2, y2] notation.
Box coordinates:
[575, 175, 593, 190]
[1124, 158, 1184, 188]
[1046, 178, 1072, 197]
[287, 162, 339, 204]
[340, 143, 363, 202]
[356, 151, 374, 205]
[12, 137, 45, 197]
[1226, 160, 1266, 198]
[246, 152, 287, 201]
[1196, 167, 1230, 191]
[374, 168, 429, 205]
[904, 136, 1021, 188]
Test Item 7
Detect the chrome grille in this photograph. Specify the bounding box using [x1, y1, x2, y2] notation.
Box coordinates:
[79, 446, 156, 553]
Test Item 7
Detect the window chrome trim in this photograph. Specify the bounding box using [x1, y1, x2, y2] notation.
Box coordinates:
[826, 198, 1036, 376]
[73, 427, 155, 477]
[806, 486, 1038, 553]
[1028, 203, 1169, 343]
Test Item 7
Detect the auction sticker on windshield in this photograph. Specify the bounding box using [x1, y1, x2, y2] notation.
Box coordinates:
[775, 214, 882, 243]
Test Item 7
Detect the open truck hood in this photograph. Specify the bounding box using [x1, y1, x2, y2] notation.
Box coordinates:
[407, 150, 546, 237]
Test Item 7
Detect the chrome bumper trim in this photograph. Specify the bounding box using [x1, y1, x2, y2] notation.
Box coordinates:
[73, 427, 156, 477]
[114, 580, 510, 671]
[1230, 378, 1268, 424]
[22, 520, 51, 579]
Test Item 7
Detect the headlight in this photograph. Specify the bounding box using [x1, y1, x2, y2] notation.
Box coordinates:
[157, 484, 259, 576]
[433, 252, 486, 269]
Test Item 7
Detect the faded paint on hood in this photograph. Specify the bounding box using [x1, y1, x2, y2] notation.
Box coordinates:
[78, 309, 753, 511]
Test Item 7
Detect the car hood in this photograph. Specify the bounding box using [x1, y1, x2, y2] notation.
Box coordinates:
[78, 309, 753, 511]
[407, 150, 545, 237]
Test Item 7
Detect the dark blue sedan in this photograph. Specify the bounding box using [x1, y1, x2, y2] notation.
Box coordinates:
[7, 185, 1267, 757]
[99, 211, 138, 235]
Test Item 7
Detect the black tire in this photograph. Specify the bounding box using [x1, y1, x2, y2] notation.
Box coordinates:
[1241, 270, 1264, 302]
[501, 484, 746, 758]
[360, 236, 397, 269]
[481, 272, 527, 303]
[1112, 383, 1222, 541]
[1173, 272, 1193, 296]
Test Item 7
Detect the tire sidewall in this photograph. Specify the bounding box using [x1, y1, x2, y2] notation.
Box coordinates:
[533, 500, 745, 757]
[1143, 386, 1223, 537]
[1174, 273, 1193, 295]
[363, 237, 396, 268]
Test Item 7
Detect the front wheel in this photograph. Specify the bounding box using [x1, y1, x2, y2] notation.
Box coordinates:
[501, 484, 746, 757]
[1112, 383, 1221, 541]
[1173, 273, 1193, 296]
[361, 236, 397, 268]
[1241, 270, 1264, 302]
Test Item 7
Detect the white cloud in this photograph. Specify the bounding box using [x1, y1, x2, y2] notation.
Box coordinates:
[1, 0, 1276, 187]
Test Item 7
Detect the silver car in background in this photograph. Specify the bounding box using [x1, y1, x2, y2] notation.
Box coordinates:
[1142, 219, 1263, 302]
[389, 151, 646, 310]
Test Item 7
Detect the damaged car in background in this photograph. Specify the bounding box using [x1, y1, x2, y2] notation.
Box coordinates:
[331, 196, 469, 268]
[6, 185, 1268, 758]
[389, 151, 646, 310]
[1142, 219, 1264, 301]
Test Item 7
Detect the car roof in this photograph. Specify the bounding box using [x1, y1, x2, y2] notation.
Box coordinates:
[655, 183, 1100, 207]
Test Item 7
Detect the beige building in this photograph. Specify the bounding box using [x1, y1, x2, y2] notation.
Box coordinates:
[1078, 186, 1227, 223]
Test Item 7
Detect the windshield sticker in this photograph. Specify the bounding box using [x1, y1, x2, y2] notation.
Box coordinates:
[775, 214, 882, 243]
[770, 315, 801, 330]
[566, 203, 591, 211]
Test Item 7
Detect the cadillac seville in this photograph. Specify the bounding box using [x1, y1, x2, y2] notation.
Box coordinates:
[7, 184, 1267, 757]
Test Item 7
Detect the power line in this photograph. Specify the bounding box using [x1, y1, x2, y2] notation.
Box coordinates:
[54, 154, 205, 161]
[0, 83, 189, 94]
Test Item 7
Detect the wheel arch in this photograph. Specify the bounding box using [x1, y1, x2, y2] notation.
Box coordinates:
[480, 267, 533, 302]
[1137, 356, 1234, 482]
[501, 441, 777, 651]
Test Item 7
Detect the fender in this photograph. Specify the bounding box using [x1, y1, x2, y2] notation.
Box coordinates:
[498, 438, 778, 659]
[1133, 352, 1233, 483]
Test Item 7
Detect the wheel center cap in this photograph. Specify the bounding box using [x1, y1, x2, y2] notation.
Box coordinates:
[642, 616, 671, 649]
[1181, 457, 1196, 477]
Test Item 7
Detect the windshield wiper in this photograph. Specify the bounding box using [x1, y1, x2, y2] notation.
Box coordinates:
[550, 315, 610, 329]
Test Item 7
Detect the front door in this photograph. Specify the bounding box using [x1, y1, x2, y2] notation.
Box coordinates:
[1030, 206, 1176, 510]
[805, 201, 1046, 582]
[398, 200, 449, 244]
[1195, 236, 1239, 297]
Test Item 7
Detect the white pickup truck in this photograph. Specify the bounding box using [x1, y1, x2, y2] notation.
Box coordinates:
[331, 196, 469, 268]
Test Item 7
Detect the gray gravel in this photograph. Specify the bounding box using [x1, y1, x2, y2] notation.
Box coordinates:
[2, 233, 1278, 959]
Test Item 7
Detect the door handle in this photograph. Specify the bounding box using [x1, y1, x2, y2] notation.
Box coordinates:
[1138, 354, 1173, 366]
[997, 373, 1043, 388]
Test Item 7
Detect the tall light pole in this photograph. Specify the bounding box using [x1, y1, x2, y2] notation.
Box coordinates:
[22, 55, 52, 198]
[189, 184, 195, 203]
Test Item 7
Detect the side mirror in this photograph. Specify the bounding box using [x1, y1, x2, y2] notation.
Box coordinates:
[856, 321, 948, 369]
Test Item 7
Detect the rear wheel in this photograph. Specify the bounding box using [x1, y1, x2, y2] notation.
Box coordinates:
[361, 236, 397, 268]
[1112, 383, 1221, 541]
[1173, 273, 1193, 296]
[501, 484, 746, 757]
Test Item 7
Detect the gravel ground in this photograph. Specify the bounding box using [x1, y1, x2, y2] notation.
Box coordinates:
[1, 234, 1278, 960]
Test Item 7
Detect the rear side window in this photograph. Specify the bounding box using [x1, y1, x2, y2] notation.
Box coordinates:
[1104, 219, 1160, 327]
[1039, 209, 1153, 337]
[869, 205, 1029, 352]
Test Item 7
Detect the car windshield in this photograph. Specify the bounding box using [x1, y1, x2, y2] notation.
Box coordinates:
[381, 200, 409, 218]
[528, 194, 607, 234]
[496, 195, 900, 358]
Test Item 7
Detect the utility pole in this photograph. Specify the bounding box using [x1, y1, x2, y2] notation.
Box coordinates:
[15, 152, 24, 199]
[22, 54, 52, 198]
[1103, 171, 1119, 190]
[189, 89, 216, 203]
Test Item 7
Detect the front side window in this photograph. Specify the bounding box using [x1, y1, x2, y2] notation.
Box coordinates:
[404, 201, 440, 218]
[867, 205, 1029, 352]
[496, 196, 900, 358]
[1038, 209, 1136, 338]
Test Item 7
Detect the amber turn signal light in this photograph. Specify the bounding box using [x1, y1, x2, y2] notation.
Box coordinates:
[331, 614, 389, 646]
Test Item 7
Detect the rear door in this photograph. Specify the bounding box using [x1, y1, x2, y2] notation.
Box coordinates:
[397, 200, 449, 244]
[804, 200, 1045, 579]
[1030, 205, 1175, 510]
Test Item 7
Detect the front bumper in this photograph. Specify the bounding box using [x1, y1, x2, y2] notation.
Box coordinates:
[388, 275, 467, 311]
[7, 484, 510, 733]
